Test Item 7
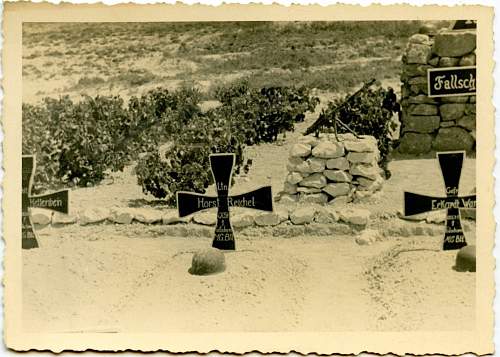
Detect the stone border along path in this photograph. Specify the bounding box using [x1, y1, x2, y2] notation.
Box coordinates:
[31, 203, 475, 242]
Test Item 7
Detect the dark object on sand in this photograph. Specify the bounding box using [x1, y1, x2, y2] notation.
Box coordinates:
[455, 245, 476, 272]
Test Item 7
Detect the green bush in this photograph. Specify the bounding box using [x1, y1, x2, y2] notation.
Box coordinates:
[316, 82, 399, 175]
[135, 108, 245, 204]
[22, 87, 203, 192]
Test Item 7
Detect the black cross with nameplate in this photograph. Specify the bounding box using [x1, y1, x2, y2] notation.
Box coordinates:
[404, 151, 476, 250]
[177, 153, 273, 250]
[22, 155, 69, 249]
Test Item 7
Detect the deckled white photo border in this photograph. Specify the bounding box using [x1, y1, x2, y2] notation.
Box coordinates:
[1, 2, 495, 354]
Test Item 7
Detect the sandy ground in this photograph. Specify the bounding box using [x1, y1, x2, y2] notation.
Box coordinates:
[23, 226, 475, 333]
[22, 80, 476, 333]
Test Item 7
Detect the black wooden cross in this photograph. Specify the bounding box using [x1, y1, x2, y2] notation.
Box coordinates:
[177, 153, 273, 250]
[404, 151, 476, 250]
[22, 155, 69, 249]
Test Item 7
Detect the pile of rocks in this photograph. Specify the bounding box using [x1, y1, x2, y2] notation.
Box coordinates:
[399, 30, 476, 155]
[280, 133, 384, 205]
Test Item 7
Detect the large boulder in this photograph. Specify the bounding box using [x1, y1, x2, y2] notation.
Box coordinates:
[189, 248, 226, 275]
[398, 133, 433, 154]
[232, 211, 255, 228]
[433, 30, 476, 57]
[311, 141, 345, 159]
[433, 127, 475, 151]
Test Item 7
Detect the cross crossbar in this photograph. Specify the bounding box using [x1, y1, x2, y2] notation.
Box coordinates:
[404, 151, 476, 250]
[177, 153, 273, 250]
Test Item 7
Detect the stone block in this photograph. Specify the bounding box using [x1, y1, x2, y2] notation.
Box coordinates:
[459, 53, 476, 66]
[297, 186, 322, 194]
[311, 141, 345, 159]
[406, 43, 432, 64]
[438, 57, 460, 67]
[324, 170, 352, 182]
[299, 193, 329, 205]
[52, 212, 77, 225]
[307, 157, 326, 173]
[398, 133, 433, 154]
[79, 207, 110, 225]
[31, 208, 52, 225]
[402, 115, 440, 133]
[109, 208, 134, 224]
[286, 172, 303, 185]
[193, 211, 217, 226]
[441, 96, 469, 103]
[409, 33, 430, 45]
[346, 151, 379, 164]
[409, 104, 438, 116]
[433, 127, 475, 151]
[323, 183, 350, 197]
[457, 115, 475, 131]
[339, 208, 371, 227]
[350, 163, 380, 180]
[299, 173, 327, 189]
[326, 157, 350, 170]
[133, 208, 162, 224]
[440, 103, 466, 121]
[407, 95, 438, 104]
[328, 195, 351, 207]
[254, 212, 281, 226]
[283, 182, 298, 194]
[298, 135, 320, 147]
[433, 30, 476, 57]
[290, 206, 315, 225]
[290, 143, 311, 158]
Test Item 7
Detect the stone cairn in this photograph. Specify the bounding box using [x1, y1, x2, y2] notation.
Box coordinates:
[399, 29, 476, 155]
[280, 133, 384, 205]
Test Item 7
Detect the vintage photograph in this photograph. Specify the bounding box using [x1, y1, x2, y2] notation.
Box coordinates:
[3, 3, 494, 354]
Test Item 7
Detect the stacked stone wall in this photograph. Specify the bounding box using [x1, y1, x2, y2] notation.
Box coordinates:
[399, 30, 476, 155]
[280, 133, 384, 205]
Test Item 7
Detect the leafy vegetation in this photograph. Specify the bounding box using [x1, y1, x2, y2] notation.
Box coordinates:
[314, 81, 400, 176]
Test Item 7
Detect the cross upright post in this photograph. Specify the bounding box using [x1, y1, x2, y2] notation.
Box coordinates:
[404, 151, 476, 250]
[22, 155, 69, 249]
[177, 153, 273, 250]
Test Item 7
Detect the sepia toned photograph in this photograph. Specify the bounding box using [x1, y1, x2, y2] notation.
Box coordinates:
[3, 3, 494, 354]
